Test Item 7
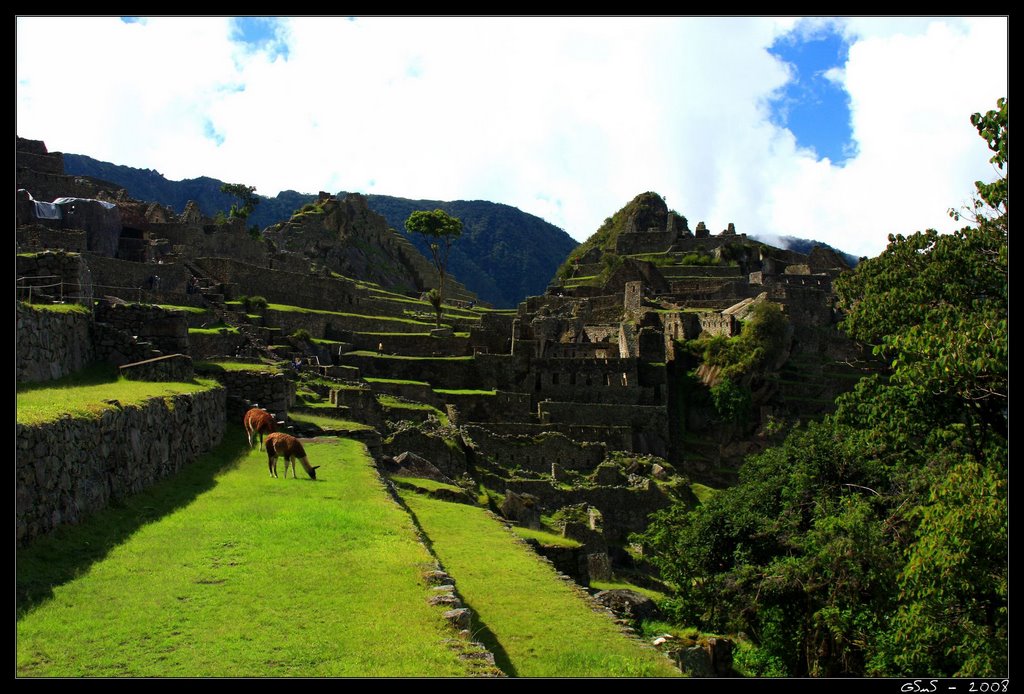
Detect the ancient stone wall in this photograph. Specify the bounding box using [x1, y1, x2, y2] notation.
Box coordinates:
[84, 253, 192, 300]
[661, 265, 744, 278]
[94, 302, 189, 355]
[208, 370, 295, 416]
[194, 257, 361, 313]
[342, 354, 479, 389]
[615, 230, 677, 255]
[152, 223, 269, 265]
[331, 387, 384, 427]
[120, 354, 194, 382]
[17, 250, 94, 306]
[17, 303, 94, 384]
[16, 224, 88, 254]
[187, 331, 247, 360]
[367, 380, 438, 404]
[697, 313, 737, 338]
[439, 390, 531, 423]
[16, 386, 226, 545]
[382, 428, 469, 479]
[465, 427, 605, 473]
[18, 171, 103, 203]
[539, 402, 669, 457]
[476, 422, 632, 450]
[345, 331, 473, 356]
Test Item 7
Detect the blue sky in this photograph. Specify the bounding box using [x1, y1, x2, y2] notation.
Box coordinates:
[17, 17, 1008, 258]
[768, 23, 855, 164]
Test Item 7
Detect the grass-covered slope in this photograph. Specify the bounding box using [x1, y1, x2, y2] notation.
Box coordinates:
[16, 364, 221, 426]
[400, 491, 680, 677]
[17, 433, 476, 677]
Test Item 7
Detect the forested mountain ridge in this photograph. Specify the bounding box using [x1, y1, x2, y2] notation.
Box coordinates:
[62, 153, 577, 307]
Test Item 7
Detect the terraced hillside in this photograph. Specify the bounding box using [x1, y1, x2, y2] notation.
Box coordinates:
[17, 427, 676, 677]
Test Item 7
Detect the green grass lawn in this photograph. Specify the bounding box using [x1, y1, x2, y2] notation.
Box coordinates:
[589, 580, 667, 602]
[195, 360, 283, 374]
[188, 323, 240, 335]
[16, 364, 220, 426]
[365, 376, 431, 387]
[434, 388, 496, 396]
[400, 492, 680, 677]
[265, 302, 438, 328]
[287, 411, 373, 432]
[347, 351, 474, 362]
[20, 302, 90, 315]
[690, 482, 721, 505]
[17, 433, 476, 677]
[510, 526, 582, 549]
[155, 304, 209, 315]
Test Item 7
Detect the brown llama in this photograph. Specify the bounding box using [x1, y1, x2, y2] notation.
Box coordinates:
[243, 408, 276, 451]
[265, 432, 320, 480]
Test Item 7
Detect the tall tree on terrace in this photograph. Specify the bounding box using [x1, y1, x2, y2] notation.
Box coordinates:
[405, 209, 463, 328]
[221, 182, 260, 220]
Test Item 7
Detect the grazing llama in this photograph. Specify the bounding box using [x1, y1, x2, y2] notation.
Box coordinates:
[265, 432, 320, 480]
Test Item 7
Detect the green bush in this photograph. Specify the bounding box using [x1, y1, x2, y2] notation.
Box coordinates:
[290, 328, 313, 343]
[244, 295, 268, 313]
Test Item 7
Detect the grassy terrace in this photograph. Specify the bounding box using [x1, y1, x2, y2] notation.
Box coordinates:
[17, 434, 476, 677]
[589, 580, 667, 602]
[195, 360, 282, 374]
[510, 526, 582, 549]
[21, 302, 90, 315]
[287, 411, 373, 432]
[16, 365, 220, 426]
[365, 377, 431, 387]
[346, 351, 474, 362]
[400, 491, 680, 677]
[156, 304, 209, 315]
[434, 388, 496, 396]
[265, 302, 438, 328]
[188, 323, 239, 335]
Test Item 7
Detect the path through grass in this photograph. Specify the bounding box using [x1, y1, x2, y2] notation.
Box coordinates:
[400, 491, 680, 677]
[17, 431, 474, 677]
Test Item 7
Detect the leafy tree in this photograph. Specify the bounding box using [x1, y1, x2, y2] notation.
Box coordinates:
[221, 183, 261, 220]
[405, 209, 463, 327]
[639, 98, 1008, 677]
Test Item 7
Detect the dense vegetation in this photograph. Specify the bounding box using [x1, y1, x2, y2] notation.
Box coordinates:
[638, 99, 1008, 677]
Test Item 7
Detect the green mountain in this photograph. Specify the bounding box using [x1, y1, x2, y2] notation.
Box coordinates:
[352, 194, 578, 309]
[62, 153, 577, 307]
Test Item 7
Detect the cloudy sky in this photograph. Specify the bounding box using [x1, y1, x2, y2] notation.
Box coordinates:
[17, 16, 1007, 258]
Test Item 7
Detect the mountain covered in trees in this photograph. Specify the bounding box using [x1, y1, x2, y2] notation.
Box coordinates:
[62, 153, 577, 307]
[350, 194, 578, 309]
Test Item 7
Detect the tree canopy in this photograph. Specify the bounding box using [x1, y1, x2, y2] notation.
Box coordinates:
[405, 209, 463, 326]
[221, 182, 260, 220]
[639, 98, 1008, 677]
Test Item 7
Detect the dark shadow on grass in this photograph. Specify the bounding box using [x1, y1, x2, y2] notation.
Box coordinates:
[16, 423, 250, 617]
[459, 604, 519, 678]
[387, 484, 518, 677]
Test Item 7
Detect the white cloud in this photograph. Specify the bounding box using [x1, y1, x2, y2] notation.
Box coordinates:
[16, 16, 1007, 260]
